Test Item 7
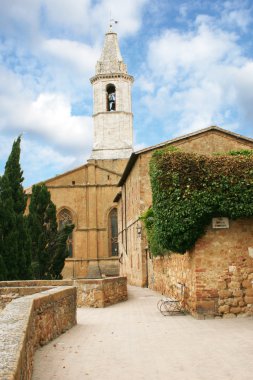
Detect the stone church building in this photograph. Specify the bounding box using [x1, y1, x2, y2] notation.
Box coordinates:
[30, 26, 134, 279]
[116, 126, 253, 287]
[31, 26, 253, 311]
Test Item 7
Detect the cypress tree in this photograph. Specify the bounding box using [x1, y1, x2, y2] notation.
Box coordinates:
[4, 137, 26, 214]
[0, 137, 31, 280]
[0, 254, 7, 281]
[47, 224, 74, 279]
[0, 176, 8, 280]
[0, 175, 19, 279]
[2, 136, 32, 279]
[28, 184, 73, 279]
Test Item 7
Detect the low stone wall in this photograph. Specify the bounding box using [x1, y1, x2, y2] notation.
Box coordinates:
[0, 286, 76, 380]
[0, 280, 73, 312]
[0, 286, 53, 311]
[149, 219, 253, 318]
[75, 277, 128, 307]
[0, 280, 73, 288]
[0, 277, 128, 310]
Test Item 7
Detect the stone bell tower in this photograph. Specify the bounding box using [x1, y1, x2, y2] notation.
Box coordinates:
[90, 25, 134, 159]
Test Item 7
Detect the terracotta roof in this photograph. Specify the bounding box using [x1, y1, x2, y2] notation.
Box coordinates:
[118, 126, 253, 186]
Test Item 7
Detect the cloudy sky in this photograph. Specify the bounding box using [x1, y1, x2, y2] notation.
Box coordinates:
[1, 0, 253, 186]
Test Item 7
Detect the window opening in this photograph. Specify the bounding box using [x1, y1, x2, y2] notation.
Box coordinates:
[109, 208, 118, 256]
[106, 84, 116, 111]
[58, 209, 73, 258]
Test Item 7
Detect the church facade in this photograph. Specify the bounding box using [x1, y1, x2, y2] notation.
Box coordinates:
[31, 27, 253, 304]
[34, 27, 134, 279]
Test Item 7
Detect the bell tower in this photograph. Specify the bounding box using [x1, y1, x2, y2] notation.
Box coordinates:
[90, 25, 134, 159]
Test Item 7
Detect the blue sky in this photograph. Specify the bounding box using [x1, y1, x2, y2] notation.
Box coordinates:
[1, 0, 253, 186]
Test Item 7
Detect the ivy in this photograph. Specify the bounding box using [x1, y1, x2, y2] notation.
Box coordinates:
[143, 148, 253, 255]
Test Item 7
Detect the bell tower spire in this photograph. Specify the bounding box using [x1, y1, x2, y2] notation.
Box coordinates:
[90, 25, 134, 160]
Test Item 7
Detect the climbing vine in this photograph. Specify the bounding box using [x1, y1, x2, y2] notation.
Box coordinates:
[142, 148, 253, 255]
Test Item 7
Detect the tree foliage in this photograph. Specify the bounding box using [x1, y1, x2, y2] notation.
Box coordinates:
[0, 137, 32, 280]
[144, 148, 253, 255]
[28, 184, 74, 279]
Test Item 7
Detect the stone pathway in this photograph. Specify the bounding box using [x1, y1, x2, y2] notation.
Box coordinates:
[32, 286, 253, 380]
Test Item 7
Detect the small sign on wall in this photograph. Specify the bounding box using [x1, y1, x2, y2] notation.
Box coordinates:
[248, 248, 253, 258]
[212, 217, 229, 229]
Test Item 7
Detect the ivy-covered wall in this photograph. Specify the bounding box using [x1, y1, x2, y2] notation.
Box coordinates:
[145, 149, 253, 255]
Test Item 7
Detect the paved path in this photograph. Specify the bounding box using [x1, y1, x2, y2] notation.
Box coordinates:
[32, 286, 253, 380]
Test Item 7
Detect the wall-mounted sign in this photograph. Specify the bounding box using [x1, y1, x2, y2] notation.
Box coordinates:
[248, 247, 253, 258]
[212, 217, 229, 229]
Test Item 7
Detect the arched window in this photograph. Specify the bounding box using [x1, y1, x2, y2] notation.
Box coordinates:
[106, 84, 116, 111]
[109, 208, 118, 256]
[58, 209, 73, 258]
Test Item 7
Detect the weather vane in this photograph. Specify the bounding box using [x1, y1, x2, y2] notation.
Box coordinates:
[109, 11, 118, 29]
[110, 18, 118, 27]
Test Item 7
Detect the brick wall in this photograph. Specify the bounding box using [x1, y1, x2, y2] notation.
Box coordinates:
[0, 286, 76, 379]
[149, 219, 253, 318]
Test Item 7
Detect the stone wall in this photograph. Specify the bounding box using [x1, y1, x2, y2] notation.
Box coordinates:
[62, 257, 120, 279]
[118, 129, 253, 289]
[149, 219, 253, 319]
[0, 286, 53, 311]
[75, 276, 128, 307]
[0, 286, 76, 380]
[149, 253, 197, 315]
[0, 277, 128, 310]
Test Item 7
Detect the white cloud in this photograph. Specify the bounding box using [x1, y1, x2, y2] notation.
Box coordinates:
[0, 65, 92, 153]
[42, 38, 100, 75]
[21, 138, 85, 187]
[234, 62, 253, 120]
[0, 91, 92, 152]
[221, 9, 252, 31]
[147, 20, 242, 82]
[135, 75, 155, 93]
[139, 10, 253, 136]
[0, 0, 148, 185]
[42, 0, 148, 39]
[221, 1, 252, 31]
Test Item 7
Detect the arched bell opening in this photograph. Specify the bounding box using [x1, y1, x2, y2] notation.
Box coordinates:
[106, 84, 116, 111]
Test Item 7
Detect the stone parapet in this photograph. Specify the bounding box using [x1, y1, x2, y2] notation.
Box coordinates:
[74, 277, 128, 307]
[0, 286, 76, 380]
[0, 280, 73, 287]
[0, 277, 128, 312]
[0, 286, 53, 311]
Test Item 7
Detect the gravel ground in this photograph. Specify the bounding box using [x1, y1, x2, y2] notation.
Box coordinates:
[32, 285, 253, 380]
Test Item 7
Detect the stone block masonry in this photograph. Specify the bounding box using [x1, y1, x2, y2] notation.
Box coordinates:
[0, 277, 128, 310]
[149, 219, 253, 318]
[75, 277, 128, 307]
[0, 286, 76, 380]
[0, 286, 53, 311]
